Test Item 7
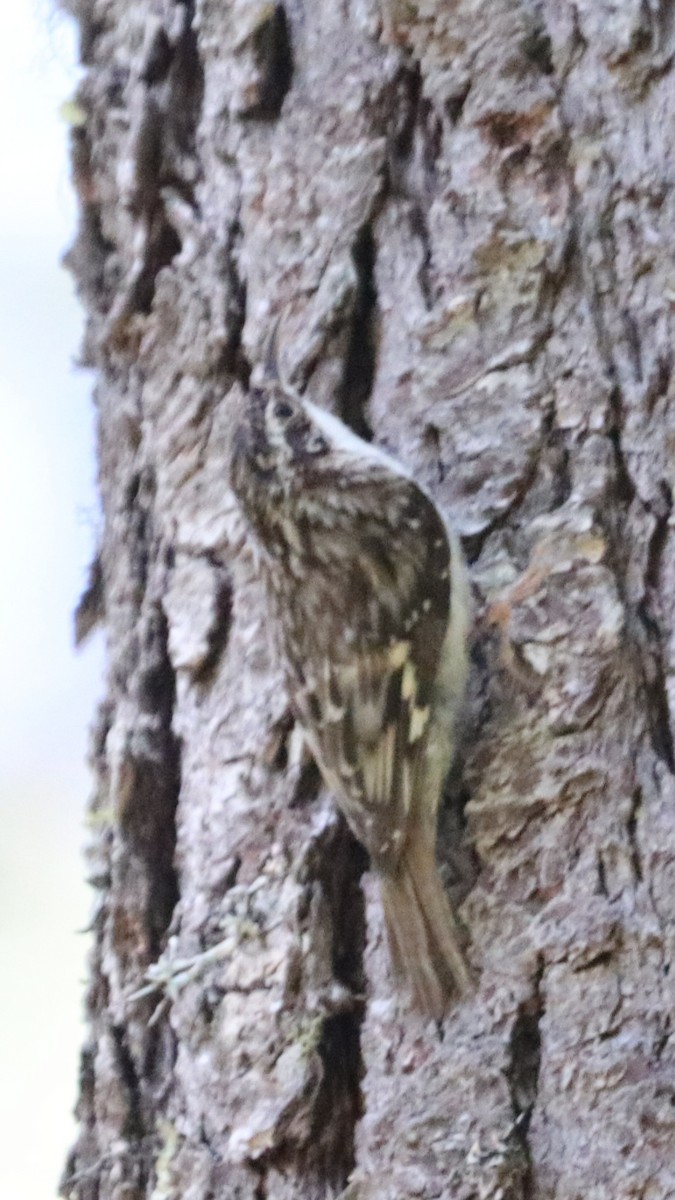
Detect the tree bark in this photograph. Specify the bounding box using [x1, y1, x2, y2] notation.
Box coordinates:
[62, 2, 675, 1198]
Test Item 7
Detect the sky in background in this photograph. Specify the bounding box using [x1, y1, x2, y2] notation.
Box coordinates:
[0, 3, 104, 1196]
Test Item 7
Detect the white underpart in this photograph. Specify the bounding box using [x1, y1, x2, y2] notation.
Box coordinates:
[303, 400, 413, 480]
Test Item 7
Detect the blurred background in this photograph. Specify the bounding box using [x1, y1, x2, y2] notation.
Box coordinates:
[0, 3, 103, 1195]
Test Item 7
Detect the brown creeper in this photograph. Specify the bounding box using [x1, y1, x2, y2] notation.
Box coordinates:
[230, 336, 473, 1018]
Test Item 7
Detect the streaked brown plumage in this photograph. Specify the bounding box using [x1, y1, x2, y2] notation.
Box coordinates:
[230, 345, 473, 1018]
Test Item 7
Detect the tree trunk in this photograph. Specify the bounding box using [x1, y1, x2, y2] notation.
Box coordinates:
[62, 2, 675, 1198]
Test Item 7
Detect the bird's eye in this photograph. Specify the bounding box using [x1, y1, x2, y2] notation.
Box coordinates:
[273, 400, 293, 420]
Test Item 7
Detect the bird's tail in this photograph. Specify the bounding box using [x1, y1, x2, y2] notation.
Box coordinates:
[379, 834, 473, 1020]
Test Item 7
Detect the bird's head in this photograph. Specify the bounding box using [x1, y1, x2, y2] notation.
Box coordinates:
[230, 321, 329, 518]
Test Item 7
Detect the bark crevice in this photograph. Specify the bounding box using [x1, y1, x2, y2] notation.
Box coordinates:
[290, 818, 367, 1188]
[118, 598, 182, 954]
[242, 4, 294, 121]
[504, 961, 544, 1200]
[337, 224, 378, 440]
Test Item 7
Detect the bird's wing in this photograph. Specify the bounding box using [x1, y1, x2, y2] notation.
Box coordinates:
[290, 477, 451, 870]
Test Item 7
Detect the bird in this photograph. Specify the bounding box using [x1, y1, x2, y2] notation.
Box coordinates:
[229, 327, 474, 1018]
